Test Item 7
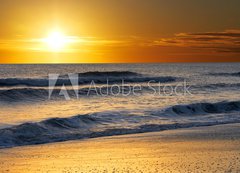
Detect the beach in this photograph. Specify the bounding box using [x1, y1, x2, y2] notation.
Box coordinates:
[0, 64, 240, 172]
[1, 123, 239, 173]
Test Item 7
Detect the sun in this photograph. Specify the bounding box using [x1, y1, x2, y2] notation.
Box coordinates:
[44, 31, 68, 52]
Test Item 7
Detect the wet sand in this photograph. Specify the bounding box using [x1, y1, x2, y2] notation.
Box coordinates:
[0, 123, 240, 173]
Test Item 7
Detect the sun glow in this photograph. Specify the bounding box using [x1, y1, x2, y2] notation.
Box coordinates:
[44, 31, 68, 52]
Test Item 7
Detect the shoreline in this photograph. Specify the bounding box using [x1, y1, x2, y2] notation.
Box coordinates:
[0, 123, 240, 172]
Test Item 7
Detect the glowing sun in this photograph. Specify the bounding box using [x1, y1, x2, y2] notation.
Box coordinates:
[44, 31, 68, 52]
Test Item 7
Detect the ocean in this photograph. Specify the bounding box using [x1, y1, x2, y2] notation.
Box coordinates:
[0, 63, 240, 148]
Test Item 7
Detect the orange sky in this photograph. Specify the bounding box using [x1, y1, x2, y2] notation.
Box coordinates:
[0, 0, 240, 63]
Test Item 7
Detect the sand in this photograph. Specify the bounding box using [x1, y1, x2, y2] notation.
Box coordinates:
[0, 123, 240, 173]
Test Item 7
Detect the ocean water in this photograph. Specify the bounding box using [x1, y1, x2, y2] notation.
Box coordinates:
[0, 63, 240, 148]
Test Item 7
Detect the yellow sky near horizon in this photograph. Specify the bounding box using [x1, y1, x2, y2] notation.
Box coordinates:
[0, 0, 240, 63]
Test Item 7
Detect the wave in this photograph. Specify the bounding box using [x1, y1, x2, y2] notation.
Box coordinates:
[199, 83, 240, 89]
[1, 100, 240, 148]
[182, 83, 240, 93]
[0, 71, 177, 87]
[0, 86, 148, 102]
[163, 101, 240, 115]
[0, 88, 48, 102]
[70, 71, 141, 77]
[0, 86, 162, 103]
[1, 82, 240, 103]
[209, 72, 240, 77]
[0, 88, 78, 102]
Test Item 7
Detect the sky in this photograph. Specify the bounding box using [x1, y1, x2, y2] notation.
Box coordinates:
[0, 0, 240, 63]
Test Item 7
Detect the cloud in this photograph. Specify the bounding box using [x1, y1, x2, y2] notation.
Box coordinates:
[154, 29, 240, 53]
[1, 29, 240, 56]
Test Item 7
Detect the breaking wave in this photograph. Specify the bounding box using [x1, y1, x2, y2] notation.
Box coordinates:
[163, 101, 240, 115]
[1, 100, 240, 148]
